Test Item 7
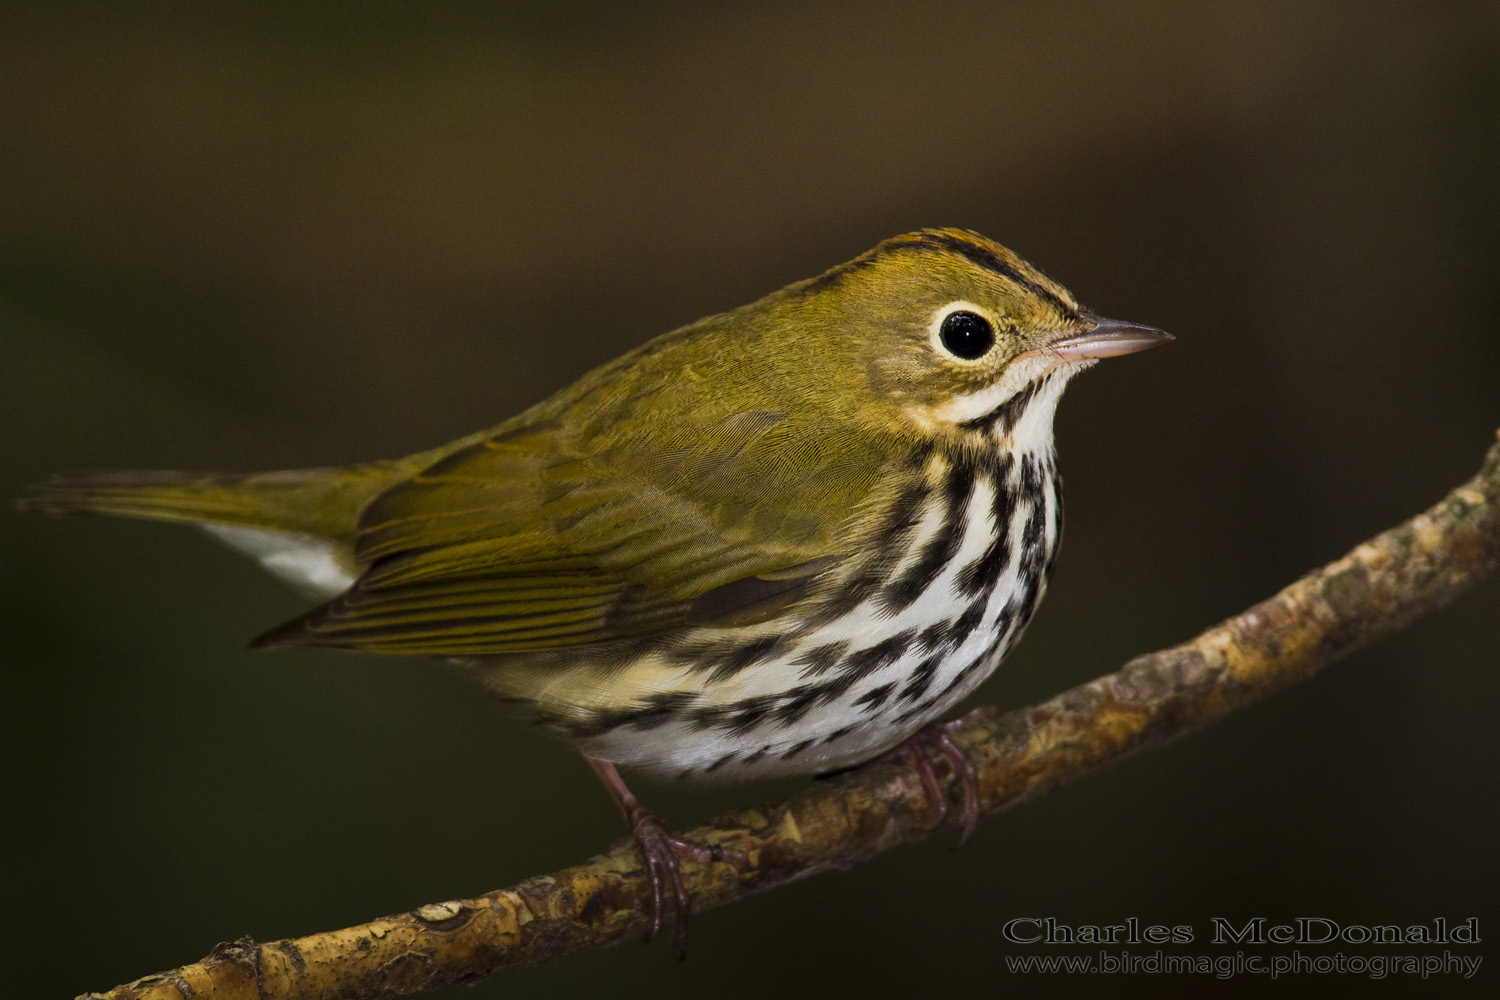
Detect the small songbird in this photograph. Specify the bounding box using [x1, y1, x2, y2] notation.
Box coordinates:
[21, 229, 1169, 949]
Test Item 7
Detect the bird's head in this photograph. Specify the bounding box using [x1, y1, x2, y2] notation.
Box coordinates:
[769, 228, 1170, 448]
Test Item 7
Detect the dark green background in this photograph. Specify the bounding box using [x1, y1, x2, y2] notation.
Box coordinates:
[3, 3, 1497, 997]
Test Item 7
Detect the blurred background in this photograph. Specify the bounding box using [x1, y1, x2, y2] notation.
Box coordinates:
[2, 2, 1497, 997]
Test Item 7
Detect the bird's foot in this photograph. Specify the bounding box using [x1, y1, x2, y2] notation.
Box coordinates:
[587, 757, 746, 958]
[898, 705, 996, 845]
[623, 803, 694, 956]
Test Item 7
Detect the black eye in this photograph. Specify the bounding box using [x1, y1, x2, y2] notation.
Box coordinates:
[938, 310, 995, 360]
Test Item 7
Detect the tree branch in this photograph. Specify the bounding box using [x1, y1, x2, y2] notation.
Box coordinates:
[85, 430, 1500, 1000]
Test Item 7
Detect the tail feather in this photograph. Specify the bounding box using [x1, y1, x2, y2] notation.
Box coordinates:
[18, 464, 405, 539]
[22, 469, 290, 524]
[19, 463, 428, 599]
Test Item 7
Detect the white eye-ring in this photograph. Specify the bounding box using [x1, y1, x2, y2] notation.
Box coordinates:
[929, 301, 998, 363]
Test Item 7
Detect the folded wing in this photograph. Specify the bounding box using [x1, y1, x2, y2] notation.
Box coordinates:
[253, 410, 891, 654]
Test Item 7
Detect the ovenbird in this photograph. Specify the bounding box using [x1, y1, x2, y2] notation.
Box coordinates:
[21, 229, 1169, 948]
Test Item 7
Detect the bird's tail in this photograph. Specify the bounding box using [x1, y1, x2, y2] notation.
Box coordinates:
[18, 462, 422, 596]
[18, 465, 402, 537]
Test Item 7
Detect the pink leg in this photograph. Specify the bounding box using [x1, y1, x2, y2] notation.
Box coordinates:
[895, 706, 995, 845]
[586, 756, 744, 958]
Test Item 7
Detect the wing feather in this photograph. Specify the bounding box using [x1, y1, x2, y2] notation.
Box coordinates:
[254, 389, 900, 654]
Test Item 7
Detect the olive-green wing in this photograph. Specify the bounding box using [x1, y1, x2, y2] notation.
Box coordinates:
[252, 412, 894, 654]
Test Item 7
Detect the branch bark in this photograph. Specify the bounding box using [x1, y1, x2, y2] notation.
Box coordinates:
[86, 430, 1500, 1000]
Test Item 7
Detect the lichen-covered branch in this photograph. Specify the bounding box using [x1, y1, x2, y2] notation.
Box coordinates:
[85, 431, 1500, 1000]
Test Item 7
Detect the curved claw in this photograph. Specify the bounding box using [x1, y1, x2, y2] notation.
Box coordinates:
[587, 756, 748, 958]
[625, 805, 691, 952]
[895, 706, 995, 844]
